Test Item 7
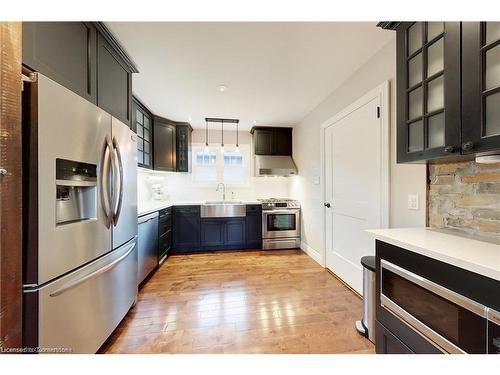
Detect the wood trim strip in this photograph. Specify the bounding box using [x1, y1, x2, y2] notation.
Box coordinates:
[0, 22, 23, 350]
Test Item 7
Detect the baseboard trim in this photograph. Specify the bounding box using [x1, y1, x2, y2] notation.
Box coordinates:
[300, 241, 324, 266]
[326, 269, 363, 300]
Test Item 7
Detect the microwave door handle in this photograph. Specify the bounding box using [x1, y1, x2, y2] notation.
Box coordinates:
[100, 136, 112, 228]
[112, 137, 124, 226]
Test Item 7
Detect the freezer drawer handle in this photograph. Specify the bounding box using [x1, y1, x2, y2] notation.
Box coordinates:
[49, 241, 136, 298]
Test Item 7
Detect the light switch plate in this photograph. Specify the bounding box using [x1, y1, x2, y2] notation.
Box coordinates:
[408, 194, 419, 210]
[313, 176, 320, 185]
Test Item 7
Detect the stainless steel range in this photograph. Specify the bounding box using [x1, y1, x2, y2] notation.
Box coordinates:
[258, 198, 301, 250]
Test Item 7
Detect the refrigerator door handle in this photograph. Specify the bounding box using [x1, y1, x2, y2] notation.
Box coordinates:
[112, 137, 124, 226]
[100, 136, 113, 228]
[49, 240, 136, 298]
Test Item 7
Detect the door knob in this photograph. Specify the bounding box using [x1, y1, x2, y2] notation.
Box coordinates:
[324, 203, 331, 208]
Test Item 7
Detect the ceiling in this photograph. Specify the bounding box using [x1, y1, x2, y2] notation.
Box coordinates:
[107, 22, 394, 130]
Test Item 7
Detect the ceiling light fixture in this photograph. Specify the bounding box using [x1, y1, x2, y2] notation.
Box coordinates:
[218, 84, 227, 92]
[205, 118, 240, 154]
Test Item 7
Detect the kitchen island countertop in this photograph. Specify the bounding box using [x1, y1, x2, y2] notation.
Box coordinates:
[367, 227, 500, 282]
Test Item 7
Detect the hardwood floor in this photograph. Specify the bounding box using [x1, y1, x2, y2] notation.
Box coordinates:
[99, 250, 374, 354]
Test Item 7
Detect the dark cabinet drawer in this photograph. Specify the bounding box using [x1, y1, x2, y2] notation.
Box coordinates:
[173, 205, 200, 216]
[159, 230, 172, 253]
[246, 204, 262, 215]
[159, 217, 172, 236]
[376, 321, 414, 354]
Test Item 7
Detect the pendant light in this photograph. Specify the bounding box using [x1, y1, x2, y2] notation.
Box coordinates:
[220, 119, 224, 153]
[205, 118, 209, 152]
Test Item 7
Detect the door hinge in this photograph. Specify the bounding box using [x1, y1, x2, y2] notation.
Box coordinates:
[21, 72, 38, 91]
[376, 106, 381, 118]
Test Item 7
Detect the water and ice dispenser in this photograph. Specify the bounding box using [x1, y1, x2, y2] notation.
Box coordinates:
[55, 158, 97, 225]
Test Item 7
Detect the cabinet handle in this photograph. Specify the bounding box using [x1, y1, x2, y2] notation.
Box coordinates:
[324, 203, 331, 208]
[444, 146, 456, 153]
[462, 142, 474, 151]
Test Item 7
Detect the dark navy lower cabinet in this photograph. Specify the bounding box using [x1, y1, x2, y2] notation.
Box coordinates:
[245, 205, 262, 249]
[172, 206, 200, 252]
[224, 218, 246, 248]
[201, 219, 225, 249]
[200, 218, 246, 250]
[375, 240, 498, 354]
[172, 205, 262, 252]
[375, 321, 414, 354]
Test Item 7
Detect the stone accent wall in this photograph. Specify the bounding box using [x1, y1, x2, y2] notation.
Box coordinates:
[428, 161, 500, 240]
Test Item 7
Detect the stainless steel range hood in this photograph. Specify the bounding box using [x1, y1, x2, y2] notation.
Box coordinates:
[254, 155, 298, 177]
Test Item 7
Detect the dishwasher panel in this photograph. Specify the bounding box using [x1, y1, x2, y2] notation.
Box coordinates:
[138, 212, 159, 284]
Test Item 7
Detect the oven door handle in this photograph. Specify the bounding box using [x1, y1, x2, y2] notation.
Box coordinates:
[263, 209, 300, 214]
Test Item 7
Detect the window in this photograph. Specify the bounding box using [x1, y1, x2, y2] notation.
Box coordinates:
[192, 144, 249, 185]
[135, 106, 152, 167]
[193, 150, 217, 182]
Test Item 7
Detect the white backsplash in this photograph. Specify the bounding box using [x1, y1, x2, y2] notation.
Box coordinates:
[138, 168, 292, 203]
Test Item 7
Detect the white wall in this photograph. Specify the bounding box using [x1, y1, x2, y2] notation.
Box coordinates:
[138, 129, 291, 203]
[290, 37, 427, 258]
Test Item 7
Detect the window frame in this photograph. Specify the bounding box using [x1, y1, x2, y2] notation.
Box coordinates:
[191, 143, 251, 187]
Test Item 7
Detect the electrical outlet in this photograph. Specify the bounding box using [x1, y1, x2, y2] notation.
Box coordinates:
[408, 194, 419, 210]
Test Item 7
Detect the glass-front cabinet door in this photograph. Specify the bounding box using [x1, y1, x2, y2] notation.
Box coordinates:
[132, 98, 153, 169]
[396, 22, 461, 163]
[462, 22, 500, 154]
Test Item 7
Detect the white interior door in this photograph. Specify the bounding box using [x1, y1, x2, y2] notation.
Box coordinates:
[324, 86, 388, 295]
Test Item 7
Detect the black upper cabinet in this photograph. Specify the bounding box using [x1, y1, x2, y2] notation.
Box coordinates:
[253, 128, 274, 155]
[23, 22, 97, 103]
[462, 22, 500, 155]
[22, 22, 138, 128]
[396, 22, 461, 163]
[154, 116, 176, 172]
[251, 127, 293, 156]
[97, 33, 132, 126]
[176, 123, 193, 172]
[392, 21, 500, 163]
[133, 97, 154, 169]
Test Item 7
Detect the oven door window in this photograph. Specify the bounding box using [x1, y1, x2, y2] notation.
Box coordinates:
[382, 267, 486, 353]
[267, 214, 296, 231]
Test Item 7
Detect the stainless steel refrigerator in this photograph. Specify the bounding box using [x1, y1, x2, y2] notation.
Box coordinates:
[22, 73, 138, 353]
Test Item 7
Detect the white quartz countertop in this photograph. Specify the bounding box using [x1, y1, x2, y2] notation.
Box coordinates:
[138, 200, 262, 217]
[367, 227, 500, 281]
